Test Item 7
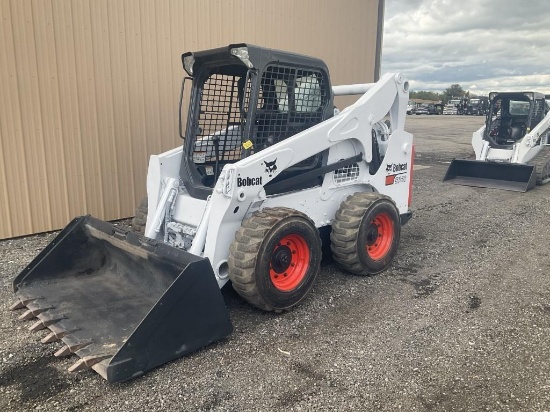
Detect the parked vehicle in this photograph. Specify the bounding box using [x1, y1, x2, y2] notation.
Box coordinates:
[415, 104, 429, 115]
[444, 91, 550, 191]
[433, 103, 444, 115]
[443, 99, 462, 115]
[464, 97, 488, 116]
[415, 103, 437, 115]
[442, 104, 457, 115]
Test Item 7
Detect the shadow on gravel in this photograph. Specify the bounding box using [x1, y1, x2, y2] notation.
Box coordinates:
[0, 354, 70, 403]
[391, 262, 441, 298]
[468, 294, 482, 310]
[404, 276, 441, 298]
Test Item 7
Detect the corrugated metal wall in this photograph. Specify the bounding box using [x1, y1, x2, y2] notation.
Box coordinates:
[0, 0, 381, 239]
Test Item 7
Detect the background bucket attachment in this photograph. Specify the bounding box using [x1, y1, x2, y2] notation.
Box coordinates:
[443, 159, 537, 192]
[12, 215, 233, 383]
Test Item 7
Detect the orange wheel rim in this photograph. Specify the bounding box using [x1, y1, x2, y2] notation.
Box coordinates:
[365, 212, 394, 260]
[269, 234, 310, 292]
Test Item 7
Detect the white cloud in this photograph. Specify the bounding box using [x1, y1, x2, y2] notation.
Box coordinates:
[382, 0, 550, 94]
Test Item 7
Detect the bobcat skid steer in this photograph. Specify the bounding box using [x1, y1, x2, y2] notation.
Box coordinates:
[11, 44, 414, 383]
[444, 92, 550, 191]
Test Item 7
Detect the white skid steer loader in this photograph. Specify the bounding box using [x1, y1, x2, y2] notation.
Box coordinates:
[11, 44, 414, 383]
[444, 92, 550, 191]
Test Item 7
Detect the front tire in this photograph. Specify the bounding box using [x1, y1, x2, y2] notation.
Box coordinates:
[131, 197, 148, 234]
[331, 192, 400, 275]
[228, 208, 322, 312]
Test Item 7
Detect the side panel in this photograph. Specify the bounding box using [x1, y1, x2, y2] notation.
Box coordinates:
[258, 185, 375, 227]
[472, 125, 486, 159]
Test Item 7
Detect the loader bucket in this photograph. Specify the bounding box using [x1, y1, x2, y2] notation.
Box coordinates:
[11, 215, 233, 383]
[443, 159, 537, 192]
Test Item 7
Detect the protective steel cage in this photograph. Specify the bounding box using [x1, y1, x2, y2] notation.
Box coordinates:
[192, 73, 247, 163]
[191, 65, 328, 167]
[253, 65, 327, 152]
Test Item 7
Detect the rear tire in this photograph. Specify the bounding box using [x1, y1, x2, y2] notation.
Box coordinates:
[228, 207, 322, 312]
[529, 145, 550, 185]
[331, 192, 400, 275]
[539, 160, 550, 184]
[131, 197, 148, 234]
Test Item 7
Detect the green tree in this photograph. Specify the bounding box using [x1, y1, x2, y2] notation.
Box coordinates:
[409, 90, 443, 101]
[443, 84, 465, 103]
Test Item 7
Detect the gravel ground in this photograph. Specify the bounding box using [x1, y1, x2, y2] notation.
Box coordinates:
[1, 115, 550, 411]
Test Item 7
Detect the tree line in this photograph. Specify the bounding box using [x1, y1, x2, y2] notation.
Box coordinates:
[410, 84, 476, 103]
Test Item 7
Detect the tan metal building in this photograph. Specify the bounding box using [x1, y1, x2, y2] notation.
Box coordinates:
[0, 0, 383, 239]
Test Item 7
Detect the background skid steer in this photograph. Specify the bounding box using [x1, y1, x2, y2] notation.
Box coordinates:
[12, 44, 414, 382]
[444, 92, 550, 191]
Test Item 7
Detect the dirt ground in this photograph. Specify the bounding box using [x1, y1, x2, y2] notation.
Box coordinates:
[1, 115, 550, 411]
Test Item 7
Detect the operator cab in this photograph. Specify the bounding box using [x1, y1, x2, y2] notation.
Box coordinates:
[484, 92, 546, 147]
[179, 44, 334, 200]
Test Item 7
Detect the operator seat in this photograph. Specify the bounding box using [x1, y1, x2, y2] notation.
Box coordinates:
[255, 77, 286, 149]
[497, 115, 512, 142]
[510, 122, 526, 141]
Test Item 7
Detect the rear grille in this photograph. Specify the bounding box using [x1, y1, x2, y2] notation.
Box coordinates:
[333, 163, 360, 184]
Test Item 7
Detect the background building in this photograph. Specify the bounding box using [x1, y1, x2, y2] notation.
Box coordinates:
[0, 0, 383, 239]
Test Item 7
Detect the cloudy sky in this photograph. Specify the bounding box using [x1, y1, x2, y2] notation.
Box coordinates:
[381, 0, 550, 95]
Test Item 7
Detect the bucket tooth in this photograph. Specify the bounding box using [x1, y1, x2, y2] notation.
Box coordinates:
[54, 341, 92, 357]
[29, 316, 64, 332]
[10, 300, 26, 310]
[29, 320, 48, 332]
[17, 305, 54, 320]
[10, 297, 37, 311]
[18, 309, 36, 321]
[40, 326, 74, 344]
[54, 345, 72, 357]
[68, 354, 112, 373]
[49, 323, 70, 335]
[41, 331, 61, 344]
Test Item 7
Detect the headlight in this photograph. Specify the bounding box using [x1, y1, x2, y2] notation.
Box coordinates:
[230, 47, 253, 69]
[222, 168, 234, 197]
[183, 54, 195, 76]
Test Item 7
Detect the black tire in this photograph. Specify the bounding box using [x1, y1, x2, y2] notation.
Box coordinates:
[228, 207, 322, 312]
[131, 197, 148, 234]
[531, 146, 550, 185]
[538, 159, 550, 185]
[331, 192, 400, 276]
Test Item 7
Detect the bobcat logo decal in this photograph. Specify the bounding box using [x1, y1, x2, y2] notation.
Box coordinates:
[263, 159, 278, 177]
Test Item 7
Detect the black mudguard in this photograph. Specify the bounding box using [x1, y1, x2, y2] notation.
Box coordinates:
[11, 215, 233, 383]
